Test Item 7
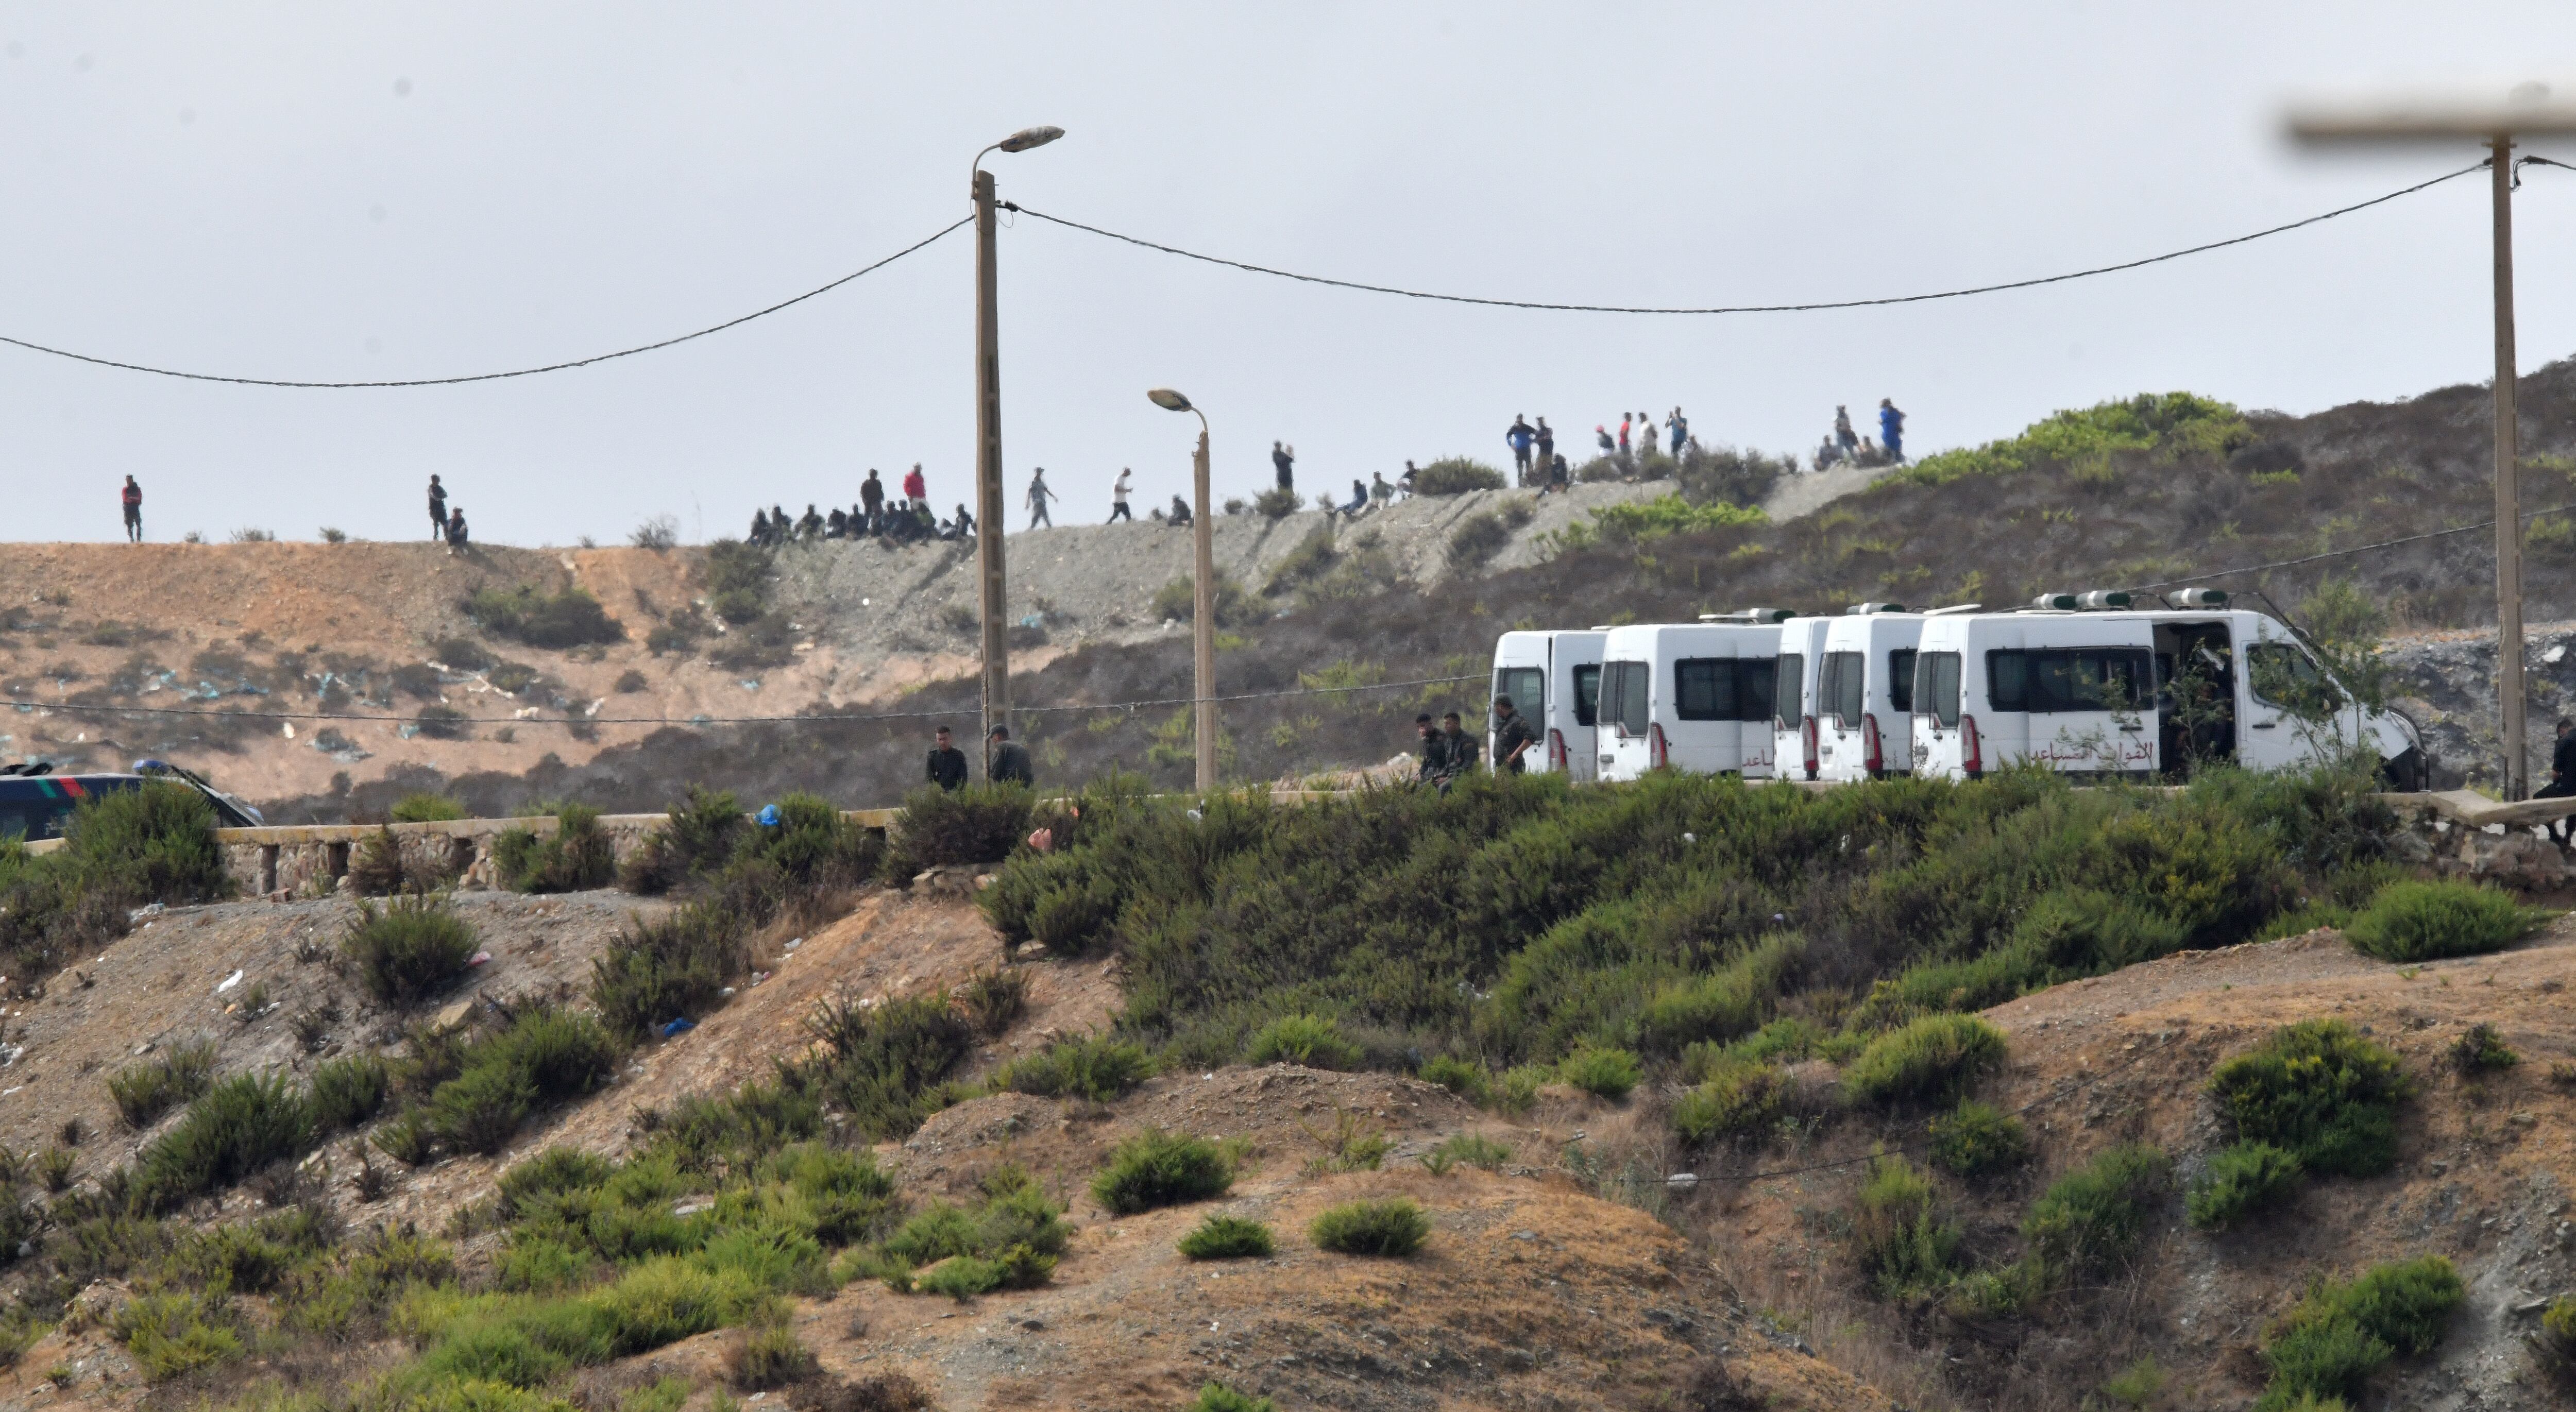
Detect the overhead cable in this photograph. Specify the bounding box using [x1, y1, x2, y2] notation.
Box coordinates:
[21, 671, 1485, 729]
[1009, 162, 2486, 316]
[0, 217, 971, 388]
[2126, 499, 2576, 592]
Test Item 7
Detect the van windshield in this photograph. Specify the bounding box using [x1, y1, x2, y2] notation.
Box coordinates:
[1772, 655, 1804, 729]
[1572, 665, 1601, 727]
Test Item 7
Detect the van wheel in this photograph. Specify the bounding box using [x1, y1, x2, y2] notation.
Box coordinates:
[2378, 746, 2428, 793]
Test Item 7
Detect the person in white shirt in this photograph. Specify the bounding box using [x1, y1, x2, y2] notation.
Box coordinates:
[1109, 467, 1134, 522]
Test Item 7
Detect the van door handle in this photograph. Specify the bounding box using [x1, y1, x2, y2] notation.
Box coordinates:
[2118, 724, 2144, 732]
[2250, 722, 2277, 730]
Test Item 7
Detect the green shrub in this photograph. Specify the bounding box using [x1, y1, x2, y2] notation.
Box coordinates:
[1842, 1014, 2009, 1108]
[1556, 1046, 1641, 1101]
[1177, 1214, 1276, 1261]
[1309, 1198, 1430, 1257]
[726, 1321, 817, 1390]
[886, 784, 1035, 877]
[108, 1039, 215, 1129]
[466, 584, 624, 648]
[389, 793, 468, 824]
[802, 991, 976, 1140]
[497, 1145, 614, 1218]
[2022, 1143, 2170, 1281]
[992, 1033, 1155, 1102]
[344, 894, 479, 1005]
[2186, 1141, 2304, 1231]
[1672, 1060, 1785, 1147]
[1850, 1155, 1963, 1298]
[868, 1166, 1068, 1297]
[0, 784, 227, 988]
[2101, 1356, 2166, 1409]
[113, 1289, 242, 1381]
[1245, 1014, 1362, 1070]
[132, 1071, 317, 1213]
[1251, 486, 1301, 520]
[1416, 1054, 1489, 1103]
[1411, 457, 1507, 495]
[1446, 510, 1516, 572]
[2449, 1022, 2518, 1073]
[1149, 571, 1259, 629]
[2206, 1020, 2410, 1178]
[310, 1054, 393, 1130]
[591, 903, 747, 1043]
[1191, 1385, 1275, 1412]
[619, 787, 748, 895]
[494, 803, 616, 893]
[1420, 1133, 1512, 1175]
[2256, 1256, 2463, 1410]
[1091, 1130, 1236, 1215]
[2343, 879, 2534, 961]
[1927, 1100, 2031, 1179]
[423, 1007, 620, 1156]
[2544, 1292, 2576, 1350]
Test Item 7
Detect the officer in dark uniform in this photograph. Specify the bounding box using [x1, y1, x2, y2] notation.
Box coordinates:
[2537, 717, 2576, 843]
[988, 725, 1035, 786]
[1490, 695, 1538, 775]
[1415, 713, 1448, 782]
[926, 726, 969, 792]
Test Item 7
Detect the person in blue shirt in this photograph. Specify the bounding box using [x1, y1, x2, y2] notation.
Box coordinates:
[1878, 399, 1906, 462]
[1505, 415, 1537, 482]
[1666, 407, 1688, 459]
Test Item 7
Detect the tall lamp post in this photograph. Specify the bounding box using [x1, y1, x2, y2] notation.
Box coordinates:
[2290, 80, 2576, 799]
[970, 125, 1064, 759]
[1148, 387, 1218, 791]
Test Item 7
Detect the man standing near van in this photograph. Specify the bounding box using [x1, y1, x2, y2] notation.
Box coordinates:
[927, 725, 969, 792]
[988, 725, 1035, 786]
[1415, 713, 1448, 782]
[1492, 695, 1537, 774]
[121, 476, 144, 542]
[1439, 711, 1481, 781]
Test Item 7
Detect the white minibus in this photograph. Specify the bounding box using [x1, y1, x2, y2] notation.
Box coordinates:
[1595, 618, 1784, 782]
[1488, 630, 1607, 779]
[1909, 590, 2425, 787]
[1813, 606, 1929, 782]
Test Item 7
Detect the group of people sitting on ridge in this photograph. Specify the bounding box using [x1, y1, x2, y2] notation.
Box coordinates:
[1811, 399, 1906, 471]
[750, 465, 976, 547]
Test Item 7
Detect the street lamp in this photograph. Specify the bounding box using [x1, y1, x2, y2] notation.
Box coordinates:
[969, 125, 1065, 767]
[1148, 387, 1218, 792]
[2289, 79, 2576, 799]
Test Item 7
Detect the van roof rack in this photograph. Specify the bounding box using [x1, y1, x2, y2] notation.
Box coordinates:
[1923, 603, 1984, 616]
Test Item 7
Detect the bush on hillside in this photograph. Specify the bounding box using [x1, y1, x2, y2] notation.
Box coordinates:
[1177, 1214, 1276, 1261]
[619, 786, 749, 895]
[343, 894, 478, 1005]
[1192, 1384, 1274, 1412]
[2022, 1143, 2170, 1281]
[1589, 494, 1767, 543]
[347, 825, 459, 896]
[2185, 1141, 2304, 1231]
[132, 1071, 317, 1213]
[465, 584, 624, 648]
[1251, 486, 1301, 520]
[591, 903, 745, 1043]
[1556, 1046, 1641, 1101]
[992, 1033, 1154, 1103]
[885, 784, 1034, 878]
[2342, 879, 2535, 962]
[309, 1053, 392, 1131]
[108, 1040, 216, 1130]
[422, 1006, 620, 1157]
[2205, 1020, 2410, 1178]
[1309, 1198, 1430, 1257]
[703, 539, 773, 624]
[1897, 392, 2248, 487]
[1927, 1099, 2030, 1180]
[867, 1165, 1069, 1296]
[2256, 1256, 2463, 1410]
[1149, 571, 1259, 629]
[1410, 458, 1506, 495]
[1090, 1130, 1236, 1215]
[389, 793, 467, 823]
[1672, 1058, 1786, 1147]
[0, 784, 228, 983]
[1245, 1014, 1362, 1070]
[2450, 1022, 2518, 1074]
[1842, 1015, 2008, 1109]
[800, 991, 977, 1140]
[726, 1321, 818, 1391]
[1446, 509, 1517, 571]
[1851, 1155, 1964, 1298]
[493, 803, 616, 893]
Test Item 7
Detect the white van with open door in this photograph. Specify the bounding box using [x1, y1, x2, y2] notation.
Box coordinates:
[1813, 605, 1927, 782]
[1596, 617, 1785, 782]
[1771, 615, 1834, 782]
[1489, 630, 1606, 780]
[1909, 590, 2426, 786]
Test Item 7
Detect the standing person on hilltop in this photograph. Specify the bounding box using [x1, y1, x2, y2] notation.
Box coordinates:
[1534, 417, 1555, 473]
[1617, 414, 1632, 459]
[750, 508, 772, 544]
[860, 469, 885, 535]
[1667, 407, 1688, 460]
[427, 475, 447, 541]
[902, 464, 927, 512]
[1878, 398, 1906, 462]
[797, 504, 824, 540]
[987, 725, 1035, 786]
[120, 475, 144, 542]
[1109, 467, 1134, 522]
[1272, 440, 1295, 493]
[926, 725, 969, 792]
[1505, 415, 1536, 483]
[1399, 460, 1419, 498]
[1835, 405, 1858, 460]
[1025, 467, 1058, 529]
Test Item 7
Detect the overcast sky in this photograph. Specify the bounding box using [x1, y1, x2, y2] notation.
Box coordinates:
[7, 3, 2576, 546]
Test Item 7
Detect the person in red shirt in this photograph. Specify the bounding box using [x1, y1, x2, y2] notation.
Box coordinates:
[120, 476, 143, 542]
[902, 463, 927, 509]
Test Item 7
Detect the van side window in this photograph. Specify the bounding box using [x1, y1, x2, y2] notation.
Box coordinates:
[1738, 658, 1776, 723]
[1572, 665, 1601, 727]
[1988, 650, 2029, 710]
[1888, 649, 1917, 713]
[1673, 659, 1733, 721]
[1494, 668, 1544, 728]
[1596, 664, 1624, 735]
[2020, 648, 2154, 712]
[1913, 651, 1962, 726]
[1773, 654, 1804, 729]
[1824, 651, 1866, 726]
[2247, 642, 2345, 715]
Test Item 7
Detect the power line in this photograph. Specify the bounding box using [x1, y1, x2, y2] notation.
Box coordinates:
[1008, 162, 2487, 316]
[0, 218, 971, 388]
[2126, 499, 2576, 593]
[18, 671, 1484, 729]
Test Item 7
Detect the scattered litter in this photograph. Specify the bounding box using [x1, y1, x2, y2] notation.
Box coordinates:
[467, 951, 493, 967]
[134, 1041, 154, 1056]
[784, 938, 802, 952]
[658, 1017, 697, 1039]
[1682, 832, 1696, 843]
[214, 969, 245, 994]
[1666, 1172, 1699, 1189]
[719, 986, 737, 998]
[1027, 827, 1055, 854]
[673, 1199, 714, 1218]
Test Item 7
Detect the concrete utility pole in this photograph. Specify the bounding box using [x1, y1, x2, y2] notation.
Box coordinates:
[1148, 388, 1219, 791]
[969, 126, 1064, 758]
[2291, 79, 2576, 798]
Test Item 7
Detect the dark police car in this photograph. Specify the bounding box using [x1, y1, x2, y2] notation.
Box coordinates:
[0, 759, 263, 842]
